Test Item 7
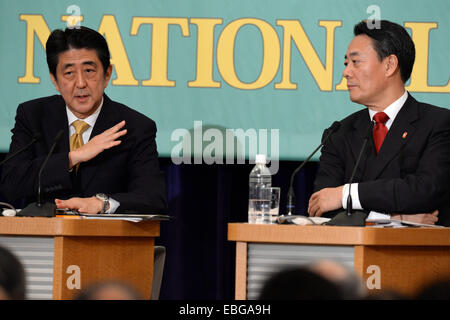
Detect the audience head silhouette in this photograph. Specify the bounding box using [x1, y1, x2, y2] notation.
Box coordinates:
[416, 279, 450, 300]
[0, 246, 26, 300]
[259, 266, 343, 300]
[74, 280, 144, 300]
[307, 259, 366, 299]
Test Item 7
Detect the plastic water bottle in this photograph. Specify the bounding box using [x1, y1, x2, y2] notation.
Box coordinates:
[248, 154, 272, 224]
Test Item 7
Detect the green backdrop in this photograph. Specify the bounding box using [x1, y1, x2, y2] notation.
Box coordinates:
[0, 0, 448, 161]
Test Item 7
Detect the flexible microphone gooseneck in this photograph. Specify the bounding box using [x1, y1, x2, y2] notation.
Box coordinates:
[0, 133, 42, 217]
[18, 130, 64, 217]
[0, 133, 42, 166]
[346, 121, 374, 216]
[37, 130, 64, 207]
[326, 121, 374, 226]
[285, 121, 341, 216]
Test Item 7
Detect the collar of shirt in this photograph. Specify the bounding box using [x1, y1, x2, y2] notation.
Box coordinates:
[66, 98, 103, 144]
[368, 90, 408, 130]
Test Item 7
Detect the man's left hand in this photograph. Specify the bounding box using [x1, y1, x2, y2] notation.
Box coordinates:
[55, 197, 103, 214]
[391, 210, 439, 225]
[308, 186, 344, 217]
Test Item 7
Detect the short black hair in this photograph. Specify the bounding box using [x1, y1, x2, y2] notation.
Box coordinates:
[46, 26, 110, 79]
[354, 20, 415, 83]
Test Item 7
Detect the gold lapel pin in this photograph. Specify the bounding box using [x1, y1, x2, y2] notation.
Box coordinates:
[402, 132, 408, 139]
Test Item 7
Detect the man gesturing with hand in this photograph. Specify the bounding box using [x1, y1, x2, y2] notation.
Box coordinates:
[1, 26, 167, 214]
[67, 121, 127, 171]
[56, 121, 128, 214]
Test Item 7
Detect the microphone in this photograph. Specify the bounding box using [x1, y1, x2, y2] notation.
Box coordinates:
[18, 130, 64, 217]
[37, 130, 64, 208]
[0, 133, 42, 166]
[326, 121, 374, 226]
[284, 121, 341, 216]
[346, 122, 374, 216]
[0, 133, 41, 217]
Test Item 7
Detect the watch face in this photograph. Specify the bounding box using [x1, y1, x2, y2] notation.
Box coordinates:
[96, 193, 108, 201]
[95, 194, 109, 214]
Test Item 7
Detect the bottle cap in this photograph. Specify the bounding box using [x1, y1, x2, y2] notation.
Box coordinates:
[255, 154, 266, 164]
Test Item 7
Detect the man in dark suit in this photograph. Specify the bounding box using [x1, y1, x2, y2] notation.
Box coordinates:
[308, 20, 450, 226]
[0, 26, 167, 214]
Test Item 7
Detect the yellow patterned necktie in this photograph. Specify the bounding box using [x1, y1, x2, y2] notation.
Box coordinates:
[70, 120, 89, 171]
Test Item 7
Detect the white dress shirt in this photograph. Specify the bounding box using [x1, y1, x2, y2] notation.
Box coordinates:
[342, 90, 408, 220]
[66, 100, 102, 145]
[66, 98, 120, 213]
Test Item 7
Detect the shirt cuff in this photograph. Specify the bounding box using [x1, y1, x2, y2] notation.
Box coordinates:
[106, 197, 120, 214]
[342, 184, 391, 220]
[342, 183, 363, 210]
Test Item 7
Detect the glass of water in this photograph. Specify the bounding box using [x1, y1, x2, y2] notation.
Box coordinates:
[267, 187, 280, 224]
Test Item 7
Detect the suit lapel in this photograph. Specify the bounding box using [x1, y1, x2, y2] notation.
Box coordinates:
[349, 110, 373, 181]
[365, 94, 419, 180]
[79, 95, 118, 191]
[350, 111, 372, 159]
[89, 95, 117, 138]
[44, 96, 70, 154]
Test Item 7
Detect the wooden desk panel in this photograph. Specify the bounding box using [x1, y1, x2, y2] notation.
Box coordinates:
[53, 236, 154, 299]
[354, 245, 450, 296]
[228, 223, 450, 299]
[0, 217, 160, 299]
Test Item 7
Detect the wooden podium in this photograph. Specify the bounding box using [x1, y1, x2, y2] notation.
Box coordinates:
[228, 223, 450, 299]
[0, 217, 160, 299]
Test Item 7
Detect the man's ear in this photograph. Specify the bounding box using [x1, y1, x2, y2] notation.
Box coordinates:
[384, 54, 399, 78]
[103, 64, 113, 89]
[49, 73, 60, 93]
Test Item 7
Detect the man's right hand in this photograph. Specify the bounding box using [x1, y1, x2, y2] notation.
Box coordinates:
[69, 120, 127, 169]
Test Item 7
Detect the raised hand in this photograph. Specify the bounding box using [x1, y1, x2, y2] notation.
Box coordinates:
[69, 120, 127, 168]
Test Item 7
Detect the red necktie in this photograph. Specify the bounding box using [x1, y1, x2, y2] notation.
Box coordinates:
[373, 112, 389, 154]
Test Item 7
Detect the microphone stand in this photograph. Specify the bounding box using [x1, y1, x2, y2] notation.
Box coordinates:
[0, 133, 41, 217]
[0, 134, 41, 166]
[285, 142, 324, 215]
[326, 122, 374, 226]
[18, 130, 64, 217]
[280, 121, 341, 223]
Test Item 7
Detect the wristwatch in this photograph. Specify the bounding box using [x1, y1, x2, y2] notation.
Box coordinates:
[95, 193, 110, 214]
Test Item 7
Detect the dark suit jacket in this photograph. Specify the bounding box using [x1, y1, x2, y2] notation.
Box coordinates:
[0, 94, 167, 214]
[314, 93, 450, 226]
